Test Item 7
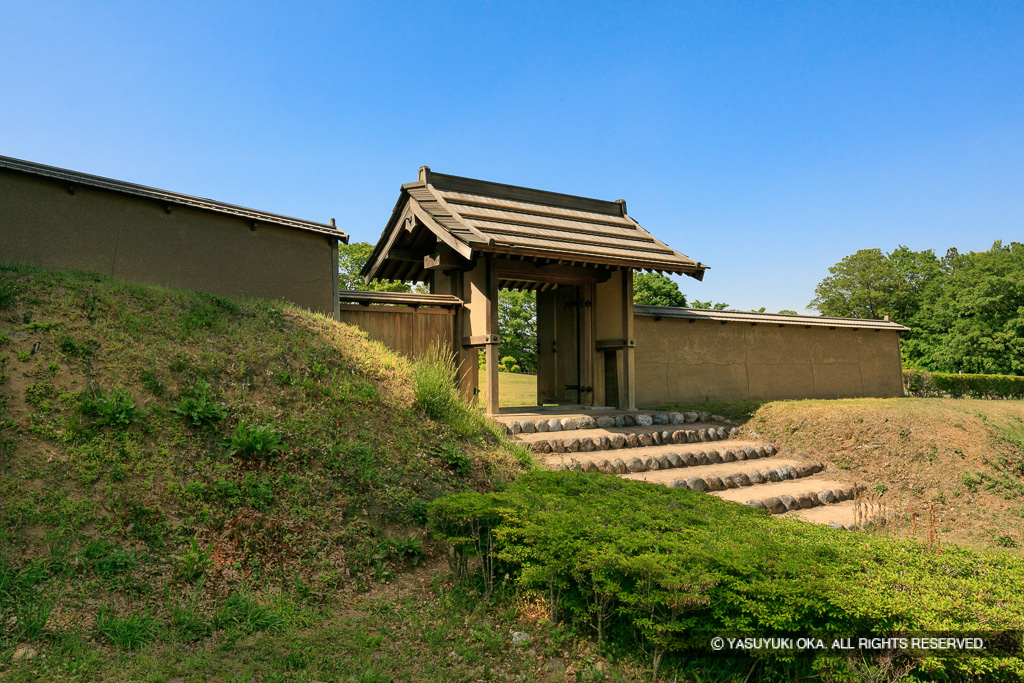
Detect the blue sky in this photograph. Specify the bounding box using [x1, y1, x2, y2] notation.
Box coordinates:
[2, 1, 1022, 314]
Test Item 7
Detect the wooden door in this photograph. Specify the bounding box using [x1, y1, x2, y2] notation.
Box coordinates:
[536, 286, 581, 405]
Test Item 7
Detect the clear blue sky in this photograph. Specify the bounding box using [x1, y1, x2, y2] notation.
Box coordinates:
[3, 2, 1022, 314]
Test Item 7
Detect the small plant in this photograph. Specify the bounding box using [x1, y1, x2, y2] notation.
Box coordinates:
[140, 369, 165, 397]
[172, 538, 214, 583]
[434, 442, 472, 476]
[58, 335, 98, 358]
[959, 472, 980, 491]
[95, 605, 162, 649]
[170, 380, 225, 428]
[79, 388, 146, 430]
[996, 535, 1018, 548]
[870, 482, 888, 495]
[222, 420, 286, 460]
[215, 592, 285, 634]
[16, 350, 31, 362]
[46, 528, 76, 575]
[243, 471, 275, 510]
[167, 586, 212, 641]
[84, 540, 137, 580]
[0, 280, 19, 307]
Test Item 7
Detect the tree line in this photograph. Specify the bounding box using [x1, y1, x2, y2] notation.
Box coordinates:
[810, 241, 1024, 376]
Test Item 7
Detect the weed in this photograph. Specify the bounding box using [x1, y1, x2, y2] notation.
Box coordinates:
[140, 369, 166, 397]
[216, 592, 285, 634]
[46, 527, 76, 575]
[171, 380, 225, 428]
[0, 280, 19, 307]
[222, 420, 286, 460]
[95, 605, 162, 649]
[58, 335, 98, 358]
[16, 349, 31, 362]
[960, 473, 980, 491]
[434, 442, 472, 476]
[84, 540, 137, 580]
[243, 471, 275, 510]
[172, 538, 214, 583]
[79, 388, 146, 430]
[996, 535, 1018, 548]
[166, 586, 212, 641]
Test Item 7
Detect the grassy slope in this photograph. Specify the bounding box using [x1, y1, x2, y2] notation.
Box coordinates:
[0, 265, 585, 681]
[743, 398, 1024, 550]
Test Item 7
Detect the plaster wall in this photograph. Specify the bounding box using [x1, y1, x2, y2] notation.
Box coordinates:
[0, 170, 337, 315]
[633, 314, 904, 406]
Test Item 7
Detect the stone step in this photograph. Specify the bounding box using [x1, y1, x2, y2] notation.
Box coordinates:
[619, 457, 817, 485]
[713, 478, 855, 515]
[520, 424, 737, 454]
[545, 441, 779, 474]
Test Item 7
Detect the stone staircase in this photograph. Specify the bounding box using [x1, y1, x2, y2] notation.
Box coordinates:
[498, 409, 868, 531]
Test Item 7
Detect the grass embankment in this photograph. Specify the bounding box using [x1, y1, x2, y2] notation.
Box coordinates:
[740, 398, 1024, 550]
[0, 265, 568, 681]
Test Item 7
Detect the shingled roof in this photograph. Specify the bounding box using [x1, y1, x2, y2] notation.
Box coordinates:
[0, 155, 346, 239]
[362, 167, 707, 283]
[633, 305, 912, 331]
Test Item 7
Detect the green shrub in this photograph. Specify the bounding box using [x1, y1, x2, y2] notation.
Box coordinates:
[222, 420, 285, 460]
[95, 605, 161, 649]
[433, 442, 472, 476]
[904, 369, 1024, 399]
[170, 380, 225, 427]
[430, 472, 1024, 678]
[498, 356, 520, 373]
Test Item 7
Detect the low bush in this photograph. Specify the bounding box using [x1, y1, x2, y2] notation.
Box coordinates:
[78, 388, 146, 430]
[904, 369, 1024, 399]
[430, 472, 1024, 679]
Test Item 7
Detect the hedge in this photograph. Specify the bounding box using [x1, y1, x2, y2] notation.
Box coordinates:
[903, 370, 1024, 399]
[429, 471, 1024, 680]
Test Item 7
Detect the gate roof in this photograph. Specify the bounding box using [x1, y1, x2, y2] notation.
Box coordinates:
[362, 167, 707, 283]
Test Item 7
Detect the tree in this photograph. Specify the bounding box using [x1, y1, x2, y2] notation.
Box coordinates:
[808, 246, 943, 323]
[338, 241, 415, 292]
[498, 290, 537, 373]
[924, 241, 1024, 375]
[632, 272, 686, 307]
[690, 300, 730, 310]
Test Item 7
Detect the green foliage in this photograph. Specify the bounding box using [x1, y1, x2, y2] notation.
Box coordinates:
[412, 343, 501, 441]
[216, 592, 286, 634]
[84, 540, 137, 580]
[498, 356, 521, 373]
[498, 289, 537, 373]
[903, 369, 1024, 399]
[170, 380, 225, 427]
[433, 442, 472, 476]
[0, 555, 57, 642]
[172, 538, 214, 583]
[633, 272, 687, 307]
[78, 388, 146, 430]
[814, 241, 1024, 376]
[430, 472, 1024, 677]
[0, 279, 19, 308]
[222, 420, 286, 460]
[95, 605, 161, 649]
[689, 300, 731, 310]
[337, 241, 416, 292]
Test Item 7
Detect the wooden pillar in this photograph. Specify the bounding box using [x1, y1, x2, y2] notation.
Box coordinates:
[484, 255, 500, 415]
[623, 270, 636, 409]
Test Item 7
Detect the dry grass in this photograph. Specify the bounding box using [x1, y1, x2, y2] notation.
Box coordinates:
[749, 397, 1024, 550]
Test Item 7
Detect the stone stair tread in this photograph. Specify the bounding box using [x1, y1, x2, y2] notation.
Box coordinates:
[516, 422, 726, 442]
[784, 500, 858, 526]
[541, 440, 767, 464]
[711, 478, 851, 503]
[619, 457, 809, 483]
